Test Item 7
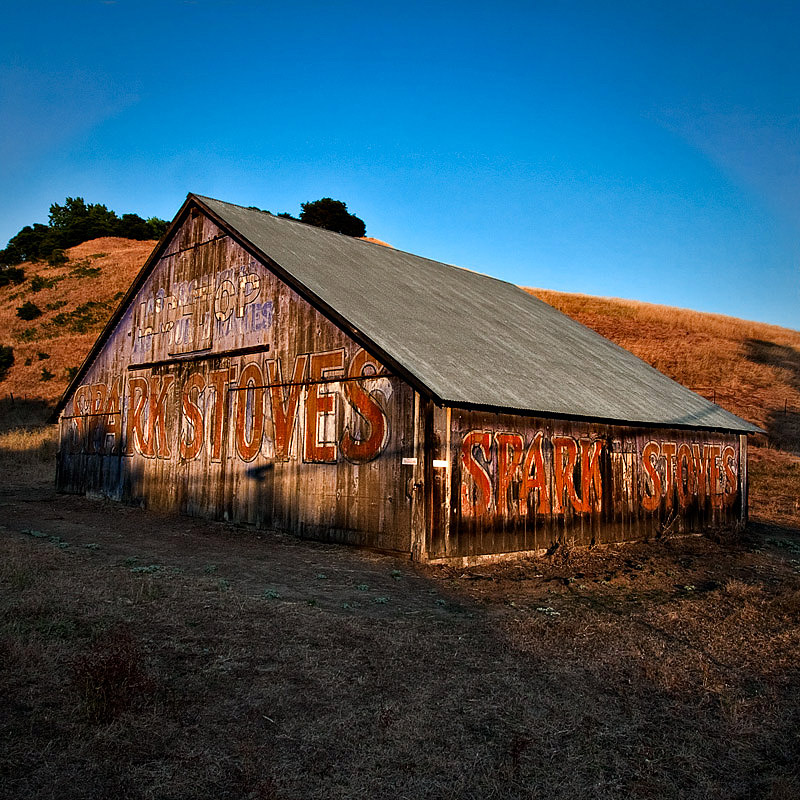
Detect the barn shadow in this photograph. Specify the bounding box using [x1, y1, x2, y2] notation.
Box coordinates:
[744, 338, 800, 391]
[0, 395, 55, 432]
[743, 339, 800, 454]
[761, 408, 800, 456]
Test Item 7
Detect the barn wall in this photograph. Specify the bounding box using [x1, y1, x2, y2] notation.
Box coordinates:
[425, 409, 743, 559]
[56, 212, 415, 552]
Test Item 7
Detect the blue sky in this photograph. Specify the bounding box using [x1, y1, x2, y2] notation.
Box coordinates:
[1, 1, 798, 329]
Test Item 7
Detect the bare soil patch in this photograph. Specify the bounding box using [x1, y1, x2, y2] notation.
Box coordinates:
[2, 468, 799, 799]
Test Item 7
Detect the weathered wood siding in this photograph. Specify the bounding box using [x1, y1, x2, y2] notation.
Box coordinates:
[56, 212, 414, 551]
[422, 409, 744, 559]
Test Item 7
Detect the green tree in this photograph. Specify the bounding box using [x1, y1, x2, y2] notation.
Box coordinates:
[48, 197, 118, 248]
[299, 198, 366, 237]
[0, 198, 170, 267]
[117, 213, 153, 240]
[145, 217, 169, 239]
[0, 266, 25, 286]
[1, 223, 53, 264]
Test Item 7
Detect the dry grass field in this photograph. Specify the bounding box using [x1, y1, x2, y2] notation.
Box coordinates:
[1, 243, 799, 798]
[0, 237, 152, 402]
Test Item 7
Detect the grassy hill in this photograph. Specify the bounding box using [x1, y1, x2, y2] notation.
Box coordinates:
[0, 238, 797, 529]
[0, 237, 153, 403]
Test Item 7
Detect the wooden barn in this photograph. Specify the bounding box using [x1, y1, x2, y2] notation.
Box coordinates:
[51, 194, 760, 563]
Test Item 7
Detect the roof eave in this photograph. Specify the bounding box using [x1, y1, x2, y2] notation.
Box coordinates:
[439, 398, 764, 435]
[47, 194, 198, 422]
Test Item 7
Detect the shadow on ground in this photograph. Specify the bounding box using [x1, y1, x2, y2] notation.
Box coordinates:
[1, 479, 799, 800]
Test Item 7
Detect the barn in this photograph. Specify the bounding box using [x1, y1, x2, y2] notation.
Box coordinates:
[51, 194, 760, 563]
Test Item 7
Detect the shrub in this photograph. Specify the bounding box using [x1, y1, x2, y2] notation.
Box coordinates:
[0, 266, 25, 287]
[16, 301, 42, 321]
[40, 367, 54, 381]
[74, 627, 151, 723]
[47, 248, 68, 266]
[53, 300, 112, 333]
[37, 351, 50, 360]
[69, 259, 101, 278]
[16, 327, 38, 342]
[0, 345, 13, 380]
[29, 275, 58, 292]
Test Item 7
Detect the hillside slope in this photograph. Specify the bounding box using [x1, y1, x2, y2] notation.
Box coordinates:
[0, 238, 154, 403]
[0, 239, 796, 528]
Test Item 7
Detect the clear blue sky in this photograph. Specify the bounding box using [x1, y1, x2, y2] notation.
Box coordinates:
[2, 1, 798, 330]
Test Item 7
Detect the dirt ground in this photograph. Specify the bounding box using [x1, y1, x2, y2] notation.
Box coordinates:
[2, 466, 800, 800]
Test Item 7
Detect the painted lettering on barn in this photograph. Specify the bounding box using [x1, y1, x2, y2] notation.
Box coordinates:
[459, 428, 739, 519]
[63, 347, 392, 465]
[133, 264, 274, 355]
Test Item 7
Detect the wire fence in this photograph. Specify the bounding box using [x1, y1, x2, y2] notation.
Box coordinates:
[688, 387, 798, 421]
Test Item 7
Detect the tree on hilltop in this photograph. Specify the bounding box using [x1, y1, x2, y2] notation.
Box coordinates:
[0, 198, 169, 267]
[299, 198, 366, 237]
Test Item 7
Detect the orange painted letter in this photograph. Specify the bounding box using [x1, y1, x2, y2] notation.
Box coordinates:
[460, 431, 493, 517]
[520, 432, 550, 515]
[304, 350, 344, 463]
[660, 442, 677, 513]
[341, 348, 388, 463]
[579, 439, 603, 514]
[125, 376, 150, 457]
[235, 362, 265, 461]
[148, 374, 174, 459]
[267, 355, 308, 461]
[675, 443, 694, 509]
[180, 373, 205, 460]
[496, 432, 525, 516]
[552, 436, 580, 514]
[641, 441, 662, 512]
[692, 444, 711, 501]
[722, 445, 738, 507]
[709, 444, 723, 509]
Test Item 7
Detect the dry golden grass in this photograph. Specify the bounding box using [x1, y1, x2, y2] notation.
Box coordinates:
[0, 424, 57, 486]
[0, 237, 153, 403]
[529, 289, 800, 437]
[359, 236, 393, 248]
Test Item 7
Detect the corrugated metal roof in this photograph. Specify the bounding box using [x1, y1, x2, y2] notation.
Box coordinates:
[192, 195, 757, 433]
